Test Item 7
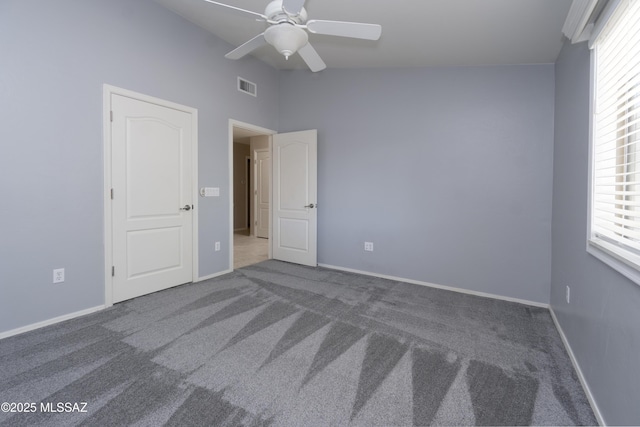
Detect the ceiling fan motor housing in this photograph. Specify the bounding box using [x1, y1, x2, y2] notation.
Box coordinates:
[265, 0, 307, 23]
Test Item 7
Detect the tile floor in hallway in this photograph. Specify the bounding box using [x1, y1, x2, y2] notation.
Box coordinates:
[233, 229, 269, 269]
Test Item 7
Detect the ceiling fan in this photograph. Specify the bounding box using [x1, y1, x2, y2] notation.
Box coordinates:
[203, 0, 382, 72]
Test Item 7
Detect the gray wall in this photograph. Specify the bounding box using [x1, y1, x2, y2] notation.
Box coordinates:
[0, 0, 279, 334]
[279, 66, 555, 303]
[552, 40, 640, 425]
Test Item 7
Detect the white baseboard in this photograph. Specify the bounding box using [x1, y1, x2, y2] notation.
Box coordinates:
[0, 268, 235, 341]
[0, 305, 106, 341]
[197, 269, 233, 282]
[318, 263, 603, 423]
[318, 263, 549, 308]
[1, 269, 236, 341]
[0, 264, 602, 426]
[549, 307, 605, 426]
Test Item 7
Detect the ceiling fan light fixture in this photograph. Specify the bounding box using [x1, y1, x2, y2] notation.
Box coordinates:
[206, 0, 381, 72]
[264, 24, 308, 59]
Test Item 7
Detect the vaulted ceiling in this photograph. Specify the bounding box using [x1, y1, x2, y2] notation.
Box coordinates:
[155, 0, 573, 71]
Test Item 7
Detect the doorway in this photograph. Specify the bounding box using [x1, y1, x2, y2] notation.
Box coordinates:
[230, 120, 275, 270]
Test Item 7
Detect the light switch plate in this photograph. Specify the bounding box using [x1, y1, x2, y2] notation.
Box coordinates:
[200, 187, 220, 197]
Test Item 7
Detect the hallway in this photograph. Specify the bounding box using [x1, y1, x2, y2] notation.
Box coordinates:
[233, 230, 268, 269]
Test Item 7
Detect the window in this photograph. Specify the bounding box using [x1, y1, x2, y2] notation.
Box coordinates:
[589, 0, 640, 279]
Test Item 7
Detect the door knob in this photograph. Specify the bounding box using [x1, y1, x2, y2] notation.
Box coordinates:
[180, 205, 192, 211]
[304, 203, 315, 208]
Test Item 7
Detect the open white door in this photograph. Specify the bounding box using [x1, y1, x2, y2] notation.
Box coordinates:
[272, 130, 317, 266]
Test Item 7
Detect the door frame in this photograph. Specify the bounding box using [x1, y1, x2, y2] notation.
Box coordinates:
[103, 84, 199, 307]
[228, 119, 276, 271]
[246, 156, 251, 230]
[254, 148, 270, 239]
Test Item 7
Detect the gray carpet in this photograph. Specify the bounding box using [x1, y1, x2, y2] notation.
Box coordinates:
[0, 260, 596, 426]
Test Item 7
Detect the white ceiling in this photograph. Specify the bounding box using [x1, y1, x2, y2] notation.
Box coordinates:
[233, 126, 266, 140]
[155, 0, 573, 70]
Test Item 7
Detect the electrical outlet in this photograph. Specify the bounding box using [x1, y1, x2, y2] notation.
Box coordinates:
[364, 242, 374, 252]
[215, 241, 221, 251]
[53, 268, 65, 283]
[566, 286, 571, 304]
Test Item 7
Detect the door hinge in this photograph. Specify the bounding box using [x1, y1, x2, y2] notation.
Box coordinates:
[110, 188, 114, 200]
[111, 266, 115, 277]
[110, 111, 113, 122]
[255, 221, 258, 226]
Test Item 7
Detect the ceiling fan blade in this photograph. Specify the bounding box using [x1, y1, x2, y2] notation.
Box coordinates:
[202, 0, 267, 21]
[306, 20, 382, 40]
[225, 33, 267, 59]
[282, 0, 306, 16]
[298, 43, 326, 72]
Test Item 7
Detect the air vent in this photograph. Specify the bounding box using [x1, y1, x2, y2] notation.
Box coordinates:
[237, 77, 257, 97]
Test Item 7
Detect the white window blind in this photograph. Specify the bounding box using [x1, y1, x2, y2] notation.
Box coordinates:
[591, 0, 640, 267]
